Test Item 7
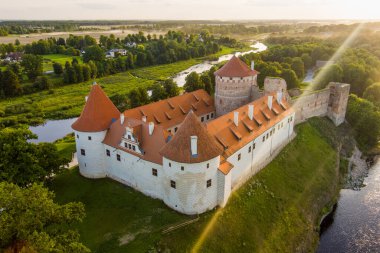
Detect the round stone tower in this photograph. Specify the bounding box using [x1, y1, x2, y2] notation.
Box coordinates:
[72, 82, 120, 178]
[214, 56, 259, 116]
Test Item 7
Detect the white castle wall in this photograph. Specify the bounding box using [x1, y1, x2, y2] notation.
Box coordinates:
[161, 156, 220, 215]
[104, 144, 163, 199]
[227, 113, 295, 189]
[75, 130, 107, 178]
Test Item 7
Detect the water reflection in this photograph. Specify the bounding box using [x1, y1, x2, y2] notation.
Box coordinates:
[317, 160, 380, 253]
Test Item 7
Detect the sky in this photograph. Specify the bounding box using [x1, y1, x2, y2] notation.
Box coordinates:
[1, 0, 380, 20]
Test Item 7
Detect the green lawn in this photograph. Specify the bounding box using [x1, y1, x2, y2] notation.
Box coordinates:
[49, 168, 189, 253]
[0, 46, 238, 127]
[55, 133, 76, 161]
[49, 119, 340, 253]
[42, 54, 83, 72]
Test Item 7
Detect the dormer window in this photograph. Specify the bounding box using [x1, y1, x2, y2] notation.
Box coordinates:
[127, 134, 131, 140]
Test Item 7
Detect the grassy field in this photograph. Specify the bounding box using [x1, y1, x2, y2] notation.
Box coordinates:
[42, 54, 83, 72]
[0, 46, 238, 126]
[55, 133, 76, 161]
[49, 119, 339, 253]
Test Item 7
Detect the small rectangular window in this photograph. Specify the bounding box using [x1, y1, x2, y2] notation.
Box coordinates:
[266, 133, 269, 139]
[152, 168, 157, 176]
[207, 115, 210, 120]
[117, 154, 121, 161]
[170, 180, 176, 189]
[201, 116, 204, 122]
[238, 153, 241, 161]
[127, 134, 131, 140]
[169, 162, 171, 167]
[262, 136, 265, 142]
[77, 134, 79, 139]
[80, 149, 85, 156]
[207, 163, 209, 169]
[253, 143, 256, 150]
[181, 166, 184, 171]
[174, 127, 178, 132]
[88, 136, 92, 140]
[211, 113, 214, 118]
[124, 143, 128, 148]
[248, 146, 252, 153]
[207, 179, 212, 188]
[132, 145, 136, 151]
[106, 149, 110, 156]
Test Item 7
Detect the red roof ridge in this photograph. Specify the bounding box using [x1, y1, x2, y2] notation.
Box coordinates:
[214, 55, 258, 77]
[72, 83, 120, 132]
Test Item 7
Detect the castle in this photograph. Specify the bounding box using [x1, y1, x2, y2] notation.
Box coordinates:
[72, 56, 350, 215]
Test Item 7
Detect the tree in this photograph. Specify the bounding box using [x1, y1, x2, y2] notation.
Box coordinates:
[0, 128, 66, 186]
[33, 76, 51, 90]
[0, 182, 89, 253]
[21, 54, 43, 80]
[363, 83, 380, 107]
[313, 64, 343, 90]
[291, 57, 305, 79]
[346, 95, 380, 150]
[0, 69, 22, 96]
[301, 53, 313, 69]
[200, 73, 212, 95]
[184, 72, 204, 92]
[129, 87, 149, 108]
[52, 62, 63, 75]
[82, 45, 105, 63]
[150, 83, 167, 102]
[281, 69, 299, 89]
[163, 79, 179, 98]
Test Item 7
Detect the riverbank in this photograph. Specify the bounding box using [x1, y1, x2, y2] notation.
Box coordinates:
[49, 118, 341, 252]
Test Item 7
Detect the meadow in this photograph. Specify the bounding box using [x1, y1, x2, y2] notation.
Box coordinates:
[49, 119, 339, 253]
[42, 54, 83, 72]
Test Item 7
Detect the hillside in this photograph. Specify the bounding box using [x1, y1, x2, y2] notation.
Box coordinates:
[49, 118, 340, 252]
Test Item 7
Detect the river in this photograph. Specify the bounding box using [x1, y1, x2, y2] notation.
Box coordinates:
[317, 158, 380, 253]
[29, 42, 267, 143]
[173, 42, 267, 87]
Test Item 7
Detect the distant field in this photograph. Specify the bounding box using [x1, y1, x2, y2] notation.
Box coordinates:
[49, 119, 338, 252]
[42, 54, 83, 72]
[0, 29, 168, 45]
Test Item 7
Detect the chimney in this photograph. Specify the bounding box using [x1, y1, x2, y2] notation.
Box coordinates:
[251, 61, 255, 70]
[142, 116, 147, 122]
[85, 96, 88, 102]
[277, 91, 283, 104]
[268, 96, 273, 110]
[248, 104, 254, 120]
[120, 114, 125, 125]
[191, 136, 198, 156]
[234, 111, 239, 126]
[148, 122, 155, 135]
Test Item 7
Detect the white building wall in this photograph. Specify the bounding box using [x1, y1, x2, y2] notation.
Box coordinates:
[161, 156, 220, 215]
[104, 144, 163, 199]
[75, 130, 107, 178]
[227, 113, 295, 188]
[217, 170, 231, 207]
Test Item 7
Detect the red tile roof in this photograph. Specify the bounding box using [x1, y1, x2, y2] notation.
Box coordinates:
[123, 89, 214, 130]
[72, 84, 120, 132]
[103, 117, 170, 165]
[160, 111, 223, 163]
[206, 93, 294, 158]
[214, 56, 258, 77]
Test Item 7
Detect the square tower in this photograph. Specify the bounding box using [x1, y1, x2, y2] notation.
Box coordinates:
[327, 82, 350, 126]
